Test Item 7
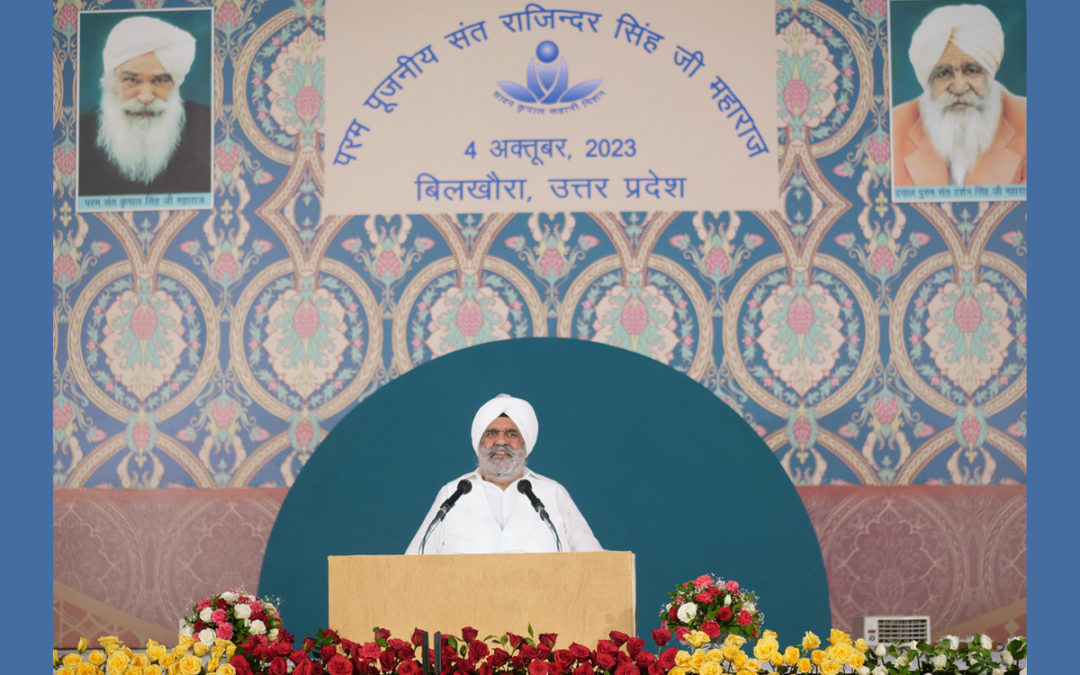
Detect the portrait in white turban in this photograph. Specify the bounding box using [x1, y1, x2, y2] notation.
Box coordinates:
[908, 4, 1004, 88]
[471, 394, 539, 455]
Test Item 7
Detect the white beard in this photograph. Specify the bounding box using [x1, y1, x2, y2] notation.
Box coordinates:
[918, 80, 1004, 186]
[96, 79, 185, 185]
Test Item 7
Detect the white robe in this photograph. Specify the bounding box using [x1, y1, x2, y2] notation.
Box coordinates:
[405, 470, 602, 554]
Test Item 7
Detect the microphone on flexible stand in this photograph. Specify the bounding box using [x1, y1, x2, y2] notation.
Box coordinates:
[517, 479, 562, 552]
[419, 479, 473, 554]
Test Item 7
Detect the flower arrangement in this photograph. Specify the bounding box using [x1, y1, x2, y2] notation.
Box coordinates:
[54, 634, 238, 675]
[658, 574, 763, 644]
[181, 589, 283, 647]
[863, 633, 1027, 675]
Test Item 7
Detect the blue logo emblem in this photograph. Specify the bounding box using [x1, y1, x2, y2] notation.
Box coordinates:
[498, 41, 602, 104]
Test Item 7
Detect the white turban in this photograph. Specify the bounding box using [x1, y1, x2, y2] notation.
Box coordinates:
[470, 394, 539, 456]
[103, 16, 197, 88]
[908, 4, 1004, 88]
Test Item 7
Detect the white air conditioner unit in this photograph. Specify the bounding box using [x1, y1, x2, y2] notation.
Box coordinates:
[854, 615, 931, 645]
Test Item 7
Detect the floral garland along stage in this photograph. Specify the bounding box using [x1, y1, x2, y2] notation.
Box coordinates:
[54, 580, 1027, 675]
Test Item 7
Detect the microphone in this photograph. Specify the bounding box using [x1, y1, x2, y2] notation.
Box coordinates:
[518, 479, 562, 552]
[419, 479, 472, 554]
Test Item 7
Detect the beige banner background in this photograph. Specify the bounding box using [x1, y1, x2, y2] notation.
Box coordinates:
[325, 1, 779, 214]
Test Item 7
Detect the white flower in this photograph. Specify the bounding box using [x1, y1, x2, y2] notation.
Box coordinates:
[1002, 652, 1014, 666]
[906, 641, 918, 651]
[980, 634, 993, 650]
[931, 654, 947, 669]
[178, 620, 194, 638]
[871, 666, 887, 675]
[896, 655, 908, 667]
[250, 619, 267, 635]
[742, 602, 756, 612]
[991, 668, 1004, 675]
[857, 667, 869, 675]
[198, 628, 216, 646]
[222, 591, 239, 603]
[941, 635, 959, 650]
[269, 628, 279, 642]
[723, 595, 731, 607]
[234, 604, 252, 620]
[199, 607, 214, 623]
[676, 602, 698, 623]
[874, 644, 887, 657]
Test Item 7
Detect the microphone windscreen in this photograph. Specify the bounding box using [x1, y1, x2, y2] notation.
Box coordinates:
[458, 479, 473, 494]
[517, 479, 532, 493]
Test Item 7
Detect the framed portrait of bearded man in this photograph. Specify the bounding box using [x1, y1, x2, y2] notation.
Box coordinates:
[889, 0, 1026, 203]
[76, 8, 213, 212]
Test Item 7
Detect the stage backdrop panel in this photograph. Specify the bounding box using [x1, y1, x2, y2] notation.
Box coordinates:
[260, 338, 830, 643]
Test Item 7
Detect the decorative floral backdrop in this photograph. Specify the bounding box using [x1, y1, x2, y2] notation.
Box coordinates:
[51, 0, 1027, 490]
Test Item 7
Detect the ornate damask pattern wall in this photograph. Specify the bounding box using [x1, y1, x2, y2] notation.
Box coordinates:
[51, 0, 1027, 490]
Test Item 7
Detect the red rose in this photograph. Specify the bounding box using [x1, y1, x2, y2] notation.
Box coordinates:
[650, 629, 671, 647]
[520, 644, 539, 661]
[529, 660, 549, 675]
[537, 643, 553, 660]
[508, 634, 527, 649]
[268, 656, 288, 675]
[573, 664, 594, 675]
[379, 650, 397, 670]
[303, 638, 317, 653]
[596, 640, 618, 656]
[488, 648, 510, 667]
[634, 652, 655, 669]
[291, 651, 308, 665]
[322, 645, 339, 663]
[568, 643, 592, 661]
[608, 631, 629, 647]
[230, 655, 254, 675]
[512, 654, 527, 670]
[359, 642, 381, 660]
[399, 660, 422, 675]
[658, 648, 677, 670]
[478, 663, 494, 675]
[725, 581, 739, 594]
[701, 622, 721, 639]
[462, 627, 479, 643]
[468, 641, 490, 662]
[293, 659, 315, 675]
[614, 662, 637, 675]
[667, 606, 679, 621]
[553, 650, 575, 672]
[648, 661, 665, 675]
[326, 654, 354, 675]
[275, 640, 294, 657]
[673, 627, 689, 642]
[375, 629, 391, 641]
[715, 608, 733, 622]
[595, 653, 616, 670]
[627, 638, 644, 659]
[411, 629, 426, 647]
[737, 610, 752, 626]
[615, 652, 632, 667]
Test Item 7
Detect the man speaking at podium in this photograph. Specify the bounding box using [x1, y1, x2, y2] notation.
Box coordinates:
[406, 394, 602, 554]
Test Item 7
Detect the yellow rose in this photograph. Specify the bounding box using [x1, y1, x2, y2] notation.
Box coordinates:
[753, 640, 777, 660]
[147, 643, 167, 662]
[706, 649, 723, 663]
[769, 652, 784, 667]
[55, 649, 61, 667]
[132, 653, 151, 668]
[736, 670, 755, 675]
[688, 631, 710, 649]
[700, 661, 721, 675]
[172, 645, 188, 657]
[225, 644, 236, 660]
[207, 657, 220, 672]
[819, 659, 841, 675]
[724, 634, 747, 649]
[217, 665, 237, 675]
[88, 650, 106, 666]
[128, 667, 145, 675]
[77, 637, 90, 653]
[675, 651, 692, 668]
[169, 664, 182, 675]
[745, 659, 760, 671]
[179, 654, 202, 675]
[801, 632, 820, 651]
[691, 649, 707, 671]
[732, 652, 748, 669]
[76, 661, 97, 675]
[849, 652, 865, 669]
[669, 667, 688, 675]
[193, 642, 210, 657]
[62, 653, 83, 668]
[810, 649, 826, 666]
[828, 629, 852, 646]
[98, 636, 121, 653]
[177, 635, 194, 649]
[762, 630, 777, 641]
[796, 657, 812, 673]
[57, 667, 76, 675]
[828, 642, 852, 663]
[855, 639, 868, 653]
[720, 644, 740, 662]
[783, 646, 800, 666]
[146, 666, 163, 675]
[159, 653, 176, 668]
[107, 650, 131, 671]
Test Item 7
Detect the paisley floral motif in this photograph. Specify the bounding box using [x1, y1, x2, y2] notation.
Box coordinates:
[504, 212, 600, 316]
[423, 277, 513, 358]
[341, 214, 435, 313]
[262, 26, 324, 146]
[668, 212, 765, 314]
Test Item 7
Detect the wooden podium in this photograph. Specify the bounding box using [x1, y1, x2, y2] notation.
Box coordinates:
[328, 551, 635, 645]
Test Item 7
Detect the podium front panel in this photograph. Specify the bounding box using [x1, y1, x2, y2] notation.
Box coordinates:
[328, 551, 635, 645]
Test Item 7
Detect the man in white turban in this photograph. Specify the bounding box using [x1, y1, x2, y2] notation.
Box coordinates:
[892, 3, 1025, 187]
[79, 14, 212, 196]
[405, 394, 602, 554]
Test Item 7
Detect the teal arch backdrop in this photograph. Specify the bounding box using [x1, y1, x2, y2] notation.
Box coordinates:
[260, 338, 830, 644]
